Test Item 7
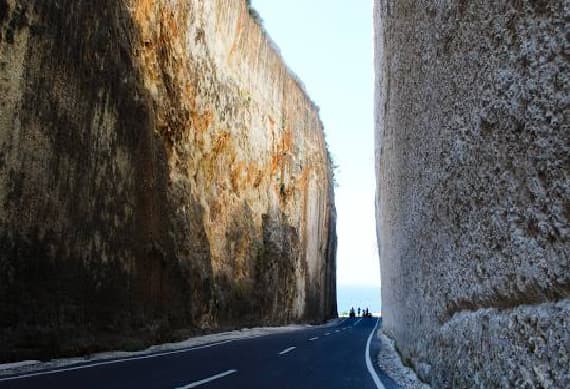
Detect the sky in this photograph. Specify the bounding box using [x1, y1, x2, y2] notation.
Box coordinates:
[251, 1, 380, 312]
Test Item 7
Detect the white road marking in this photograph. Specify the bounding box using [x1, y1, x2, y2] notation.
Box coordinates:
[309, 337, 319, 341]
[335, 329, 340, 333]
[324, 332, 331, 336]
[0, 341, 234, 383]
[175, 369, 237, 389]
[354, 318, 362, 326]
[278, 347, 296, 355]
[365, 318, 385, 389]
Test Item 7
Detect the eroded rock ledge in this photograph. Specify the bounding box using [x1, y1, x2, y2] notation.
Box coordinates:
[0, 0, 337, 361]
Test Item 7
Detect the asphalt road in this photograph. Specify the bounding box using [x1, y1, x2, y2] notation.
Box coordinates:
[0, 317, 399, 389]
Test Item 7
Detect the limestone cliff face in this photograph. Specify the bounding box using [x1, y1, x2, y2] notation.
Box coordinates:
[0, 0, 336, 361]
[375, 1, 568, 387]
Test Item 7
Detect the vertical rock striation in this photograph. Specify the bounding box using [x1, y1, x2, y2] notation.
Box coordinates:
[0, 0, 336, 361]
[375, 0, 568, 387]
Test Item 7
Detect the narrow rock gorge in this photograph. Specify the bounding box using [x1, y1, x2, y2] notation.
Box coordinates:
[375, 0, 568, 387]
[0, 0, 337, 361]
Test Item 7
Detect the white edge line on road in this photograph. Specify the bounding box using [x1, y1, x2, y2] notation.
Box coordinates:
[354, 318, 362, 326]
[175, 369, 237, 389]
[0, 340, 234, 383]
[278, 347, 296, 355]
[324, 332, 331, 336]
[309, 337, 319, 341]
[365, 318, 385, 389]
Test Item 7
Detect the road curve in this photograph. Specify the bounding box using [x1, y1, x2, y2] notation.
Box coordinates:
[0, 317, 399, 389]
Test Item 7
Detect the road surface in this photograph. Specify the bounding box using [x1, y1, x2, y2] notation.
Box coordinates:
[0, 317, 399, 389]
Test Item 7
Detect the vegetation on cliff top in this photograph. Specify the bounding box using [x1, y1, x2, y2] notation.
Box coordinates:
[245, 0, 263, 26]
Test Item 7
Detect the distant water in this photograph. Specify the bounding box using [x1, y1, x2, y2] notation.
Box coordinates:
[336, 285, 381, 315]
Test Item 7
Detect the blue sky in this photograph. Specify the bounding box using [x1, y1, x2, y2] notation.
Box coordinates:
[251, 1, 380, 310]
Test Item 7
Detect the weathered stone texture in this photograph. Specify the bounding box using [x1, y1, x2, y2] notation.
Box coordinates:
[374, 0, 569, 387]
[0, 0, 336, 361]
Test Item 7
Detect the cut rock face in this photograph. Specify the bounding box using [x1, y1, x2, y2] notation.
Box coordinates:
[374, 0, 569, 387]
[0, 0, 336, 361]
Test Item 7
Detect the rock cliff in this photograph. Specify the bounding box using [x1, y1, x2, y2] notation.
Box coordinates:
[0, 0, 336, 361]
[374, 1, 568, 387]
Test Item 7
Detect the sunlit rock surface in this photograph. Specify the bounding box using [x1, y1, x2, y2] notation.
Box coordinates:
[374, 1, 569, 387]
[0, 0, 336, 361]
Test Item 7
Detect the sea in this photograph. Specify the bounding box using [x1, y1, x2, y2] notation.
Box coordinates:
[336, 285, 381, 316]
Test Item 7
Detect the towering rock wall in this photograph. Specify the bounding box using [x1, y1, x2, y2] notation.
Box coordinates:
[375, 1, 568, 387]
[0, 0, 336, 361]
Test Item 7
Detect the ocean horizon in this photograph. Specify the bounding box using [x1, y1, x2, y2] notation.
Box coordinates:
[336, 285, 381, 315]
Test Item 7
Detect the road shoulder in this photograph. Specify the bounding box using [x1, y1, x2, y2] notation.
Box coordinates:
[375, 331, 431, 389]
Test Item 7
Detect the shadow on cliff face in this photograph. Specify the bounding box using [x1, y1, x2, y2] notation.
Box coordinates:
[0, 0, 214, 362]
[254, 213, 302, 323]
[212, 210, 302, 328]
